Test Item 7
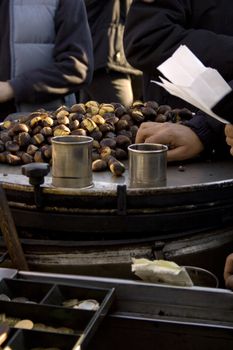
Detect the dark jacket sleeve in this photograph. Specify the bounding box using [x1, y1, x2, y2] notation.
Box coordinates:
[124, 0, 233, 81]
[182, 113, 229, 157]
[183, 80, 233, 157]
[10, 0, 94, 104]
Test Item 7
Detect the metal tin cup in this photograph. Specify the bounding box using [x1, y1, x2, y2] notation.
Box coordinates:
[52, 135, 93, 188]
[128, 143, 168, 188]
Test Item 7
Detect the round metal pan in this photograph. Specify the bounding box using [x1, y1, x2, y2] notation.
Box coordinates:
[0, 158, 233, 283]
[0, 158, 233, 237]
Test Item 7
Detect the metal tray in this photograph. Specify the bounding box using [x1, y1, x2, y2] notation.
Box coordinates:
[0, 275, 115, 350]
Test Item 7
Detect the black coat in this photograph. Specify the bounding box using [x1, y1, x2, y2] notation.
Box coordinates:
[124, 0, 233, 157]
[85, 0, 141, 75]
[124, 0, 233, 106]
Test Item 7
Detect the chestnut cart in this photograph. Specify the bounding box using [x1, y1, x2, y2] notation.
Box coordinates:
[0, 158, 233, 285]
[0, 267, 233, 350]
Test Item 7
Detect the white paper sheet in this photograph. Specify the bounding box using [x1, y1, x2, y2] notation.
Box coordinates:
[152, 45, 232, 124]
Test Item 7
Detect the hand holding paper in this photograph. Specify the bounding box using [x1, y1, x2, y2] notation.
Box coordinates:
[151, 45, 232, 124]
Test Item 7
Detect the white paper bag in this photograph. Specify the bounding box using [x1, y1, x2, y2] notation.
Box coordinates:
[151, 45, 232, 124]
[132, 258, 193, 287]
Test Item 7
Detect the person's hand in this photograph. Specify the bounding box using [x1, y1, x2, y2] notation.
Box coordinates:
[224, 253, 233, 290]
[135, 122, 204, 162]
[0, 81, 14, 103]
[225, 124, 233, 156]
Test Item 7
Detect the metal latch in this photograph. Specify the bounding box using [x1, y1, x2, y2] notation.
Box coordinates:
[21, 163, 50, 209]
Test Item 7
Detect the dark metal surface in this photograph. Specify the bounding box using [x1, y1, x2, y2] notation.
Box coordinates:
[18, 269, 233, 324]
[0, 159, 233, 187]
[18, 269, 233, 325]
[1, 158, 233, 188]
[12, 269, 233, 350]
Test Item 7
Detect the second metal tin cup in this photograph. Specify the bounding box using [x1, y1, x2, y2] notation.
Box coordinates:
[52, 135, 93, 188]
[128, 143, 168, 188]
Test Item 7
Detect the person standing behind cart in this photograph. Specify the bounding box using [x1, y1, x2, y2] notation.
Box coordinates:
[79, 0, 142, 108]
[0, 0, 94, 121]
[224, 253, 233, 290]
[123, 0, 233, 161]
[225, 124, 233, 156]
[206, 122, 233, 291]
